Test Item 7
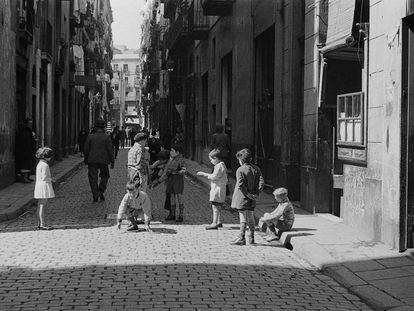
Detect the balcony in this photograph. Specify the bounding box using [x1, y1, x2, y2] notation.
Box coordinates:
[164, 0, 178, 19]
[41, 22, 53, 63]
[188, 0, 209, 40]
[201, 0, 234, 16]
[165, 5, 189, 51]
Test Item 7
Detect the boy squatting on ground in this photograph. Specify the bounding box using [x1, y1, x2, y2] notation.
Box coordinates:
[117, 181, 152, 232]
[258, 187, 295, 241]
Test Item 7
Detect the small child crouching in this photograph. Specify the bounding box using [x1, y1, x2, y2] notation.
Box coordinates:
[117, 181, 152, 232]
[258, 187, 295, 241]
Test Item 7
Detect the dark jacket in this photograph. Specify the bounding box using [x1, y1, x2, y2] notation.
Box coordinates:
[84, 130, 114, 165]
[231, 163, 264, 211]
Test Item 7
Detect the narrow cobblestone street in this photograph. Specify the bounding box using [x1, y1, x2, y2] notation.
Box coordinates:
[0, 150, 372, 310]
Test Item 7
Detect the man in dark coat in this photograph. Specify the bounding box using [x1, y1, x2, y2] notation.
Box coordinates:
[84, 119, 114, 202]
[210, 124, 231, 168]
[15, 118, 37, 181]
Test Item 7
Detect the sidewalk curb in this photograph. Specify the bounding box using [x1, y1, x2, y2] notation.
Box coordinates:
[0, 159, 84, 222]
[186, 169, 413, 311]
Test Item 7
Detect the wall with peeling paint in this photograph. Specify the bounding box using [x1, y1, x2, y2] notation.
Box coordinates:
[341, 0, 406, 249]
[0, 0, 16, 189]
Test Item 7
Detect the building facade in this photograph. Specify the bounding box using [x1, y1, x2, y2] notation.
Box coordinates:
[304, 0, 414, 251]
[111, 46, 142, 128]
[0, 0, 113, 190]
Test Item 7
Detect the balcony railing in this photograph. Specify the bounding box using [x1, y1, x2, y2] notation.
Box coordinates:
[41, 21, 53, 63]
[165, 4, 189, 50]
[164, 0, 178, 19]
[201, 0, 234, 16]
[188, 0, 209, 40]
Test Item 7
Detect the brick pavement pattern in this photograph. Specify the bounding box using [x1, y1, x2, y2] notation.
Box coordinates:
[0, 150, 372, 310]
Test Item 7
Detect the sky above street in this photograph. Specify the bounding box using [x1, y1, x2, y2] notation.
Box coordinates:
[111, 0, 147, 49]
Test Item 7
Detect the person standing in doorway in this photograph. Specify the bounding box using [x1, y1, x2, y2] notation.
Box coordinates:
[84, 119, 114, 202]
[119, 126, 126, 149]
[77, 128, 88, 157]
[15, 117, 37, 182]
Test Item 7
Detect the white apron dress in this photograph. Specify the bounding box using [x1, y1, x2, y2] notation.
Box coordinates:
[206, 161, 228, 203]
[34, 160, 55, 199]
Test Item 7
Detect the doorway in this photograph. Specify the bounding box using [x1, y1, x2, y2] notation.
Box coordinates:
[401, 19, 414, 250]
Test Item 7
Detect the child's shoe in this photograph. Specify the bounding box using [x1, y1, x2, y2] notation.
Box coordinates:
[230, 236, 246, 245]
[205, 223, 219, 230]
[165, 205, 176, 220]
[127, 225, 139, 231]
[176, 204, 184, 222]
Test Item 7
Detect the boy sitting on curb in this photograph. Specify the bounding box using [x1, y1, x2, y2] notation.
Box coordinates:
[117, 181, 152, 232]
[258, 187, 295, 241]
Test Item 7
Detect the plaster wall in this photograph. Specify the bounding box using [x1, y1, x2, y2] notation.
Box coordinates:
[0, 0, 17, 189]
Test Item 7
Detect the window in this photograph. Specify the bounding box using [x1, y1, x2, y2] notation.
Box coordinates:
[113, 64, 118, 71]
[337, 92, 364, 145]
[136, 65, 139, 73]
[125, 77, 128, 84]
[115, 84, 119, 91]
[123, 64, 128, 72]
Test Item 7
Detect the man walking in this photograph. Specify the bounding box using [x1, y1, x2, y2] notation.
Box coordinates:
[84, 119, 114, 202]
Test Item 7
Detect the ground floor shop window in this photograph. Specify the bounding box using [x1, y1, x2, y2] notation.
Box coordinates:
[337, 91, 366, 164]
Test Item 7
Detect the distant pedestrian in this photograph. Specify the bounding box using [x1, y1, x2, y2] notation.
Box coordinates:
[117, 181, 152, 232]
[196, 149, 228, 230]
[148, 130, 161, 165]
[15, 117, 37, 182]
[77, 128, 88, 157]
[230, 148, 264, 245]
[84, 119, 114, 202]
[119, 126, 126, 149]
[152, 144, 186, 222]
[110, 126, 121, 159]
[258, 187, 295, 241]
[125, 127, 131, 147]
[34, 147, 55, 230]
[127, 132, 149, 191]
[210, 124, 231, 170]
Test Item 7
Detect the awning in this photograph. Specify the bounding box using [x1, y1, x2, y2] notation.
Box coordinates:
[321, 0, 356, 54]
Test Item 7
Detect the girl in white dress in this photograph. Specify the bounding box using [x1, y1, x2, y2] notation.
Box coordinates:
[196, 149, 228, 230]
[34, 147, 55, 230]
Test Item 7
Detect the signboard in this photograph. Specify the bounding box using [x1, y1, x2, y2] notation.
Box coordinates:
[74, 75, 97, 87]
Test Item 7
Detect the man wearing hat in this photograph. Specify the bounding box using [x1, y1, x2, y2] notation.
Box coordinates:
[127, 132, 149, 191]
[84, 119, 114, 202]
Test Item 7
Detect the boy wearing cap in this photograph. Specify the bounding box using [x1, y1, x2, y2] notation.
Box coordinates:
[258, 187, 295, 241]
[127, 132, 149, 191]
[117, 181, 152, 232]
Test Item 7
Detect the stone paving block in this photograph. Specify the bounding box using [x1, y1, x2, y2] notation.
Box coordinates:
[325, 266, 367, 288]
[356, 267, 410, 281]
[343, 260, 386, 272]
[376, 256, 414, 268]
[370, 276, 414, 299]
[351, 284, 403, 310]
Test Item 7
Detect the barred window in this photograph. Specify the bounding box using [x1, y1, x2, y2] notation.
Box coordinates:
[337, 92, 364, 146]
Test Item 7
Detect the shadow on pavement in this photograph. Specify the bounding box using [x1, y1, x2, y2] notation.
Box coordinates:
[0, 263, 371, 310]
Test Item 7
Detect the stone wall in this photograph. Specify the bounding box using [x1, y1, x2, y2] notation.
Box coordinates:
[0, 0, 16, 189]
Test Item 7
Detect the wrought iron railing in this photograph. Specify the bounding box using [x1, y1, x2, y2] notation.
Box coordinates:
[165, 3, 188, 49]
[188, 0, 209, 39]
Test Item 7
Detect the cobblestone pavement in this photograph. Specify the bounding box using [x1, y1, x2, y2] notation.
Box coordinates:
[0, 150, 372, 310]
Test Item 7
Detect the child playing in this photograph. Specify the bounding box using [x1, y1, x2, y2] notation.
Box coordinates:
[230, 148, 264, 245]
[152, 144, 186, 222]
[196, 149, 228, 230]
[258, 187, 295, 241]
[34, 147, 55, 230]
[149, 149, 171, 217]
[127, 132, 149, 191]
[117, 181, 152, 232]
